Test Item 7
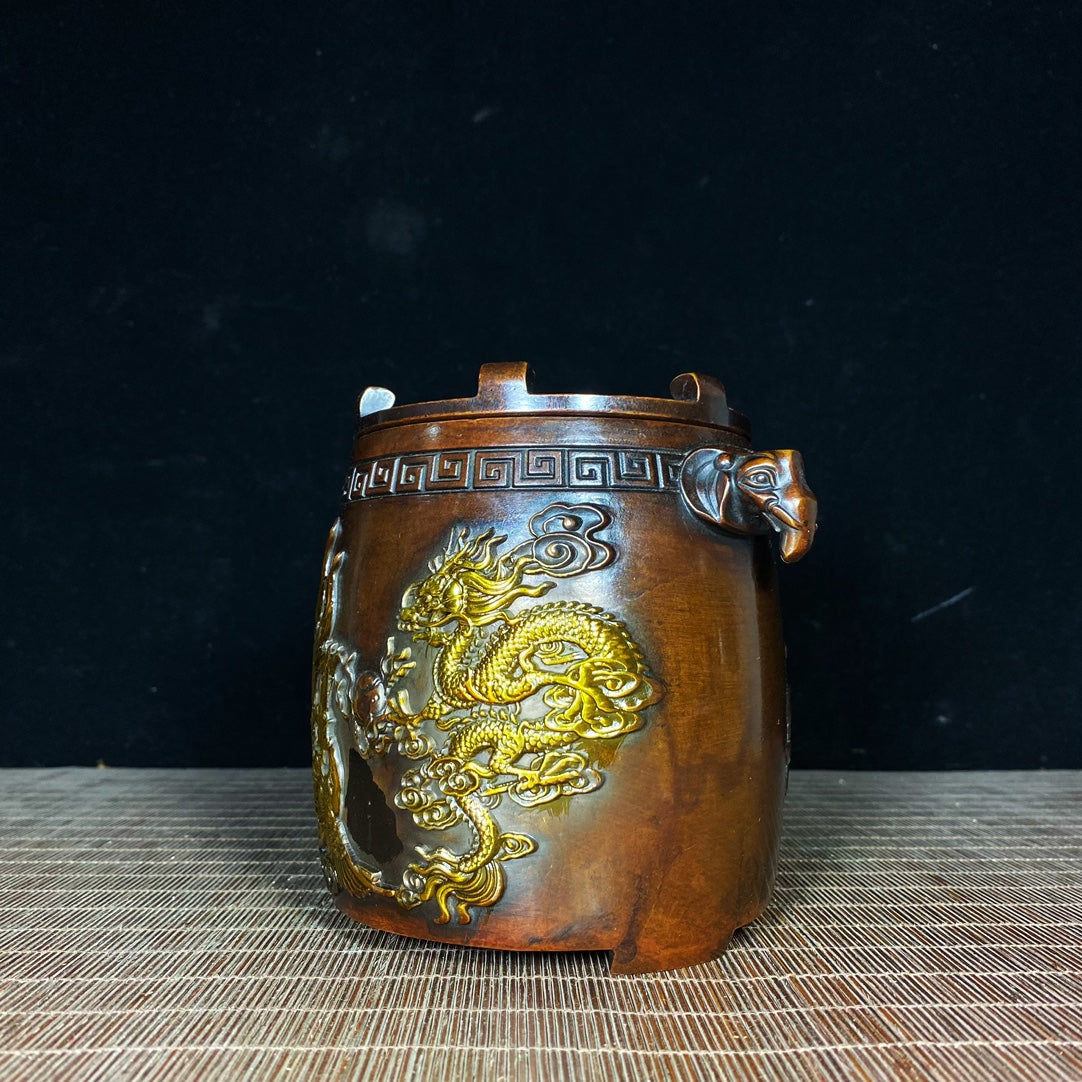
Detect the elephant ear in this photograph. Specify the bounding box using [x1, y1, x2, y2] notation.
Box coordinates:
[679, 447, 730, 527]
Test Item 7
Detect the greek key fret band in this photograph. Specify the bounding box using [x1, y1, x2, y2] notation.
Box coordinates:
[343, 446, 685, 502]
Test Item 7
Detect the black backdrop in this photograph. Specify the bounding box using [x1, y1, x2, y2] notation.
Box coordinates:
[2, 3, 1079, 769]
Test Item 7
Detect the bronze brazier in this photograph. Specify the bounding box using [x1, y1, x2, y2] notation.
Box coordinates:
[312, 364, 816, 973]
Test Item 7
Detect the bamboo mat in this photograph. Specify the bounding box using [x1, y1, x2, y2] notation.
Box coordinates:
[0, 769, 1079, 1081]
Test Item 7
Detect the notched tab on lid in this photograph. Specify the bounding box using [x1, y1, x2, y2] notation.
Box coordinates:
[670, 373, 728, 424]
[476, 362, 536, 408]
[358, 386, 396, 419]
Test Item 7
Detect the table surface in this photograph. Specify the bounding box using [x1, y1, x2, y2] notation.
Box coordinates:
[0, 768, 1079, 1081]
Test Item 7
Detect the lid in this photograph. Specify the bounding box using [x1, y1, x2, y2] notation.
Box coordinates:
[356, 362, 751, 436]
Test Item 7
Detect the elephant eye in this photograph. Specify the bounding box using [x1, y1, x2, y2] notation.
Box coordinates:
[744, 469, 776, 488]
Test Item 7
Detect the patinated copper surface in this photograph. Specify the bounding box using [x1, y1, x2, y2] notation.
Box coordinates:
[311, 363, 816, 973]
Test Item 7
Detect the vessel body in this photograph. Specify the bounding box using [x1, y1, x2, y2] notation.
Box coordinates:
[312, 365, 815, 973]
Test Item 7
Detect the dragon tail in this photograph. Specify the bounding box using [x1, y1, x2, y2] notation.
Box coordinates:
[399, 786, 536, 923]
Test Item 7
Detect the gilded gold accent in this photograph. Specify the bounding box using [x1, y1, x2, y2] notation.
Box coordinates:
[311, 521, 397, 901]
[312, 504, 662, 924]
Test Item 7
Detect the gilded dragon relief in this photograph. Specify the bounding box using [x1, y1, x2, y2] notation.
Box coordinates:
[312, 504, 661, 924]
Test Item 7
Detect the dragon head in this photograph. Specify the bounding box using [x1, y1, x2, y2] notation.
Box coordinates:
[680, 447, 817, 562]
[399, 528, 554, 644]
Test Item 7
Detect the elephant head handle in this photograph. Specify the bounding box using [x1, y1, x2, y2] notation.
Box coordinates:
[679, 447, 818, 563]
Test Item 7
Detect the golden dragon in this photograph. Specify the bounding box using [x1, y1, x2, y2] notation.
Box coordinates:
[312, 503, 662, 925]
[391, 523, 660, 922]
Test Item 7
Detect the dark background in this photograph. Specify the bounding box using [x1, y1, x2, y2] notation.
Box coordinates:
[2, 3, 1079, 769]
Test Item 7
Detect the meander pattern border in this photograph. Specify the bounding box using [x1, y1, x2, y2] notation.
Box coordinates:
[343, 446, 686, 501]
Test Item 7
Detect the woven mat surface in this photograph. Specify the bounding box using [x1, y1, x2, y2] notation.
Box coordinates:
[0, 769, 1079, 1081]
